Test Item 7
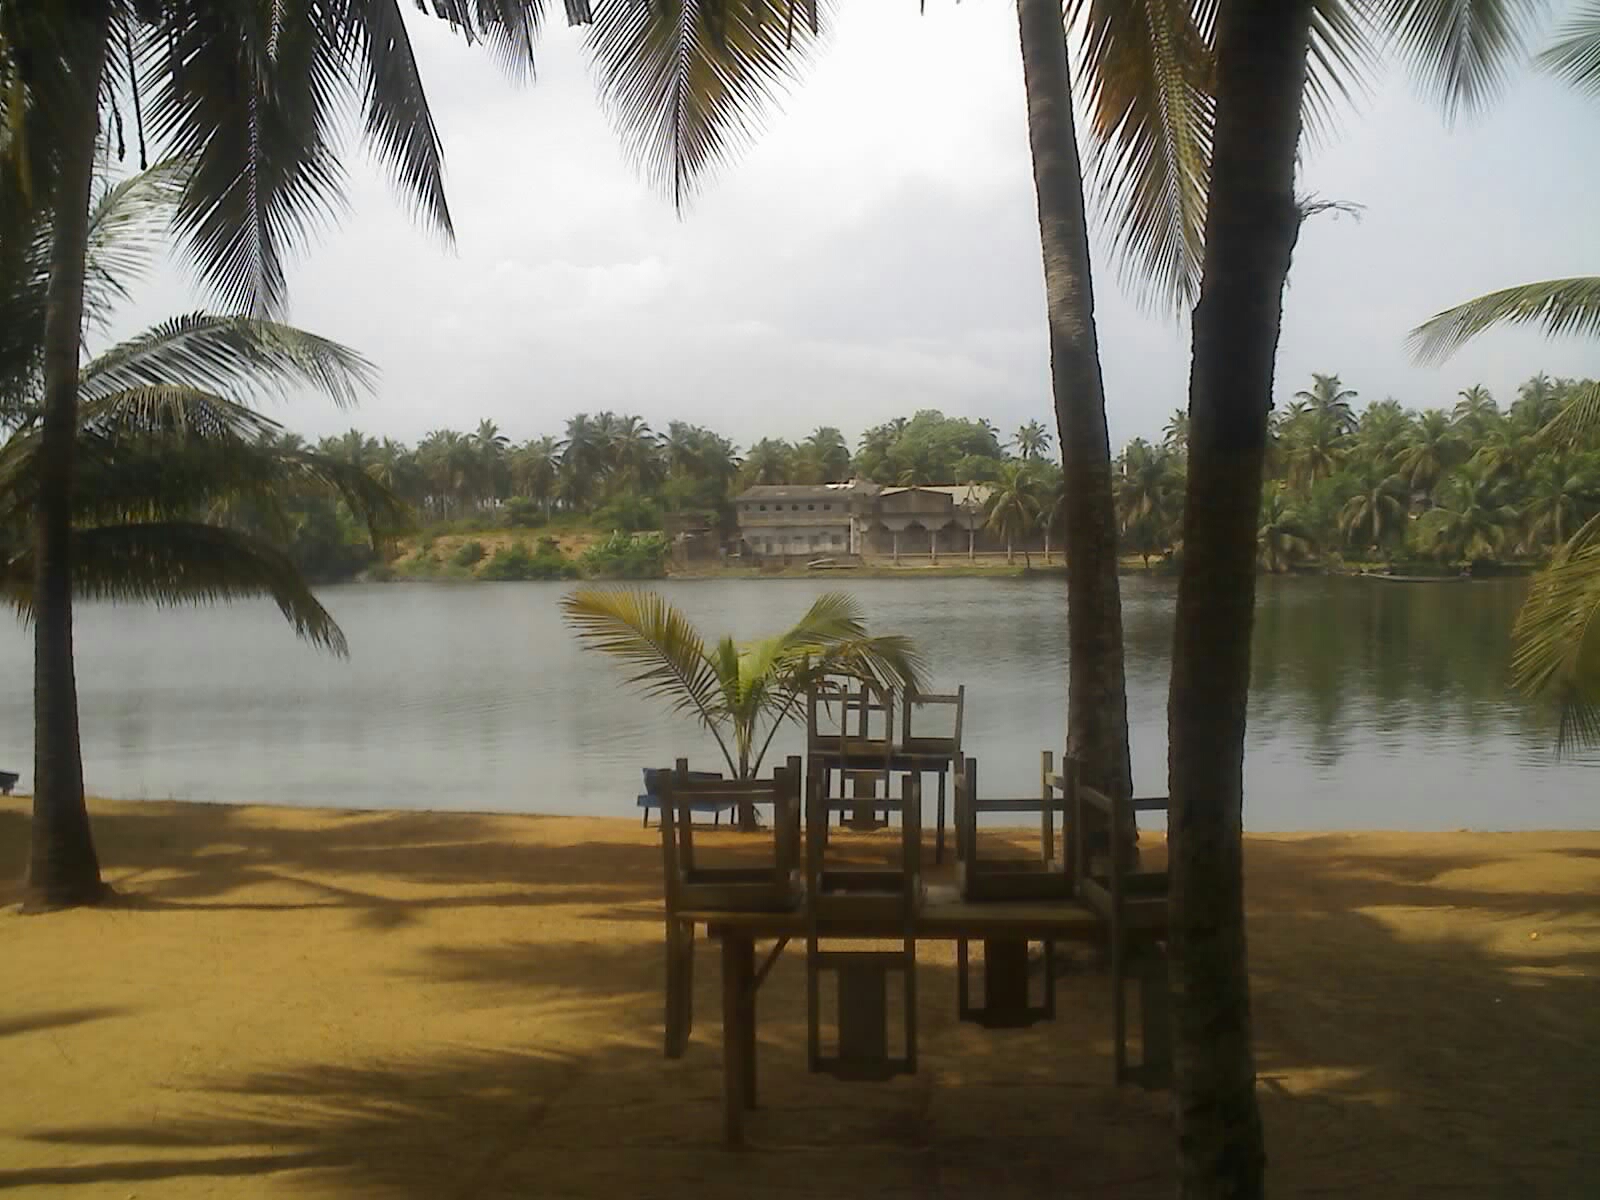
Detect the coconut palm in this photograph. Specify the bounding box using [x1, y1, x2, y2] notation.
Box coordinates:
[562, 588, 923, 800]
[802, 427, 851, 481]
[1452, 384, 1501, 441]
[1354, 398, 1415, 472]
[1395, 409, 1464, 493]
[512, 436, 562, 516]
[1281, 406, 1348, 491]
[742, 438, 793, 487]
[1165, 6, 1544, 1191]
[1162, 408, 1191, 456]
[1338, 469, 1409, 557]
[1012, 419, 1053, 461]
[983, 461, 1041, 565]
[1521, 455, 1600, 554]
[1293, 373, 1359, 436]
[1428, 465, 1520, 564]
[1257, 486, 1316, 574]
[7, 0, 825, 909]
[608, 414, 663, 493]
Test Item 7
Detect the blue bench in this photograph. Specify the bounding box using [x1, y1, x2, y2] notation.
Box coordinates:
[637, 767, 731, 827]
[0, 770, 17, 796]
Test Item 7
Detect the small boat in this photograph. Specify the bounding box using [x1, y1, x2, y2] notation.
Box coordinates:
[807, 557, 857, 571]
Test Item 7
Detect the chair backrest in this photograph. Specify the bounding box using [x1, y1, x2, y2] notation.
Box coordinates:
[804, 769, 921, 918]
[955, 754, 1072, 901]
[660, 757, 800, 913]
[642, 766, 722, 796]
[807, 677, 895, 768]
[900, 685, 965, 756]
[1066, 755, 1170, 918]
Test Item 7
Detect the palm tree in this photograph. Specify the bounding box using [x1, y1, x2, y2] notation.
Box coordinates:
[9, 0, 824, 908]
[474, 419, 511, 504]
[1281, 406, 1348, 492]
[742, 438, 793, 487]
[1521, 455, 1600, 554]
[1428, 464, 1520, 564]
[803, 426, 851, 481]
[1354, 399, 1415, 473]
[1163, 408, 1191, 457]
[1012, 418, 1052, 461]
[1395, 409, 1464, 493]
[1294, 373, 1359, 436]
[608, 414, 663, 493]
[562, 589, 923, 806]
[1257, 486, 1316, 574]
[512, 436, 562, 517]
[1163, 4, 1538, 1192]
[1452, 384, 1501, 440]
[983, 461, 1040, 565]
[1338, 469, 1409, 557]
[1014, 0, 1210, 814]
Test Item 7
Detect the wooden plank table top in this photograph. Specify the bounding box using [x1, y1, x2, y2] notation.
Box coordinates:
[681, 883, 1163, 941]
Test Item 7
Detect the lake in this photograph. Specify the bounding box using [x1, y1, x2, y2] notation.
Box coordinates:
[1, 576, 1593, 830]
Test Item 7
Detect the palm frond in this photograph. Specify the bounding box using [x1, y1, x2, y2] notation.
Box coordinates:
[1537, 379, 1600, 447]
[1537, 1, 1600, 99]
[1305, 0, 1380, 141]
[1408, 277, 1600, 364]
[2, 521, 347, 655]
[143, 2, 349, 316]
[82, 158, 188, 327]
[78, 384, 285, 442]
[80, 313, 376, 408]
[560, 585, 728, 730]
[1512, 538, 1600, 752]
[351, 0, 453, 239]
[586, 0, 825, 210]
[1377, 0, 1549, 123]
[1072, 0, 1214, 312]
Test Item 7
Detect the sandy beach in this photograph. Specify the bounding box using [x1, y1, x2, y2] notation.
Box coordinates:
[2, 797, 1596, 1199]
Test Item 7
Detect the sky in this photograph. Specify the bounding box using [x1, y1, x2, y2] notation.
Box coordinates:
[106, 2, 1600, 455]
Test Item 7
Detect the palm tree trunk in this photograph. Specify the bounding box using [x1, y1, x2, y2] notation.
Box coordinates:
[1168, 1, 1312, 1195]
[1016, 0, 1133, 807]
[24, 6, 111, 912]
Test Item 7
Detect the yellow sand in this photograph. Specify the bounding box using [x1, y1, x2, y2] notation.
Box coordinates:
[1, 798, 1596, 1199]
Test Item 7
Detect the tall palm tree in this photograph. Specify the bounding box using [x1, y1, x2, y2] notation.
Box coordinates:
[1012, 418, 1052, 461]
[474, 419, 511, 504]
[1164, 3, 1541, 1192]
[983, 461, 1041, 565]
[1293, 372, 1359, 436]
[608, 414, 662, 493]
[802, 426, 851, 481]
[562, 588, 923, 801]
[1354, 398, 1416, 473]
[1395, 409, 1464, 493]
[1338, 468, 1409, 557]
[7, 0, 825, 910]
[1014, 0, 1211, 811]
[512, 435, 562, 516]
[1257, 485, 1316, 574]
[1428, 464, 1520, 563]
[1162, 408, 1191, 456]
[742, 438, 793, 487]
[1452, 383, 1501, 439]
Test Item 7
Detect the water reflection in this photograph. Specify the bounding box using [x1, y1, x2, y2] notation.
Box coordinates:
[0, 576, 1590, 830]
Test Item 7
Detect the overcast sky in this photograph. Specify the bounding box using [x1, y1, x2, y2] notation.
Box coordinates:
[107, 3, 1600, 454]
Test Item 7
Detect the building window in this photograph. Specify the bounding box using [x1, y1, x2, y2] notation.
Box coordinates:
[807, 503, 815, 510]
[759, 504, 767, 511]
[822, 503, 831, 511]
[792, 504, 800, 511]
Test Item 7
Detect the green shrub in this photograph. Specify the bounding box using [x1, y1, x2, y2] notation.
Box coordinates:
[480, 540, 577, 581]
[501, 498, 547, 529]
[579, 531, 669, 580]
[453, 539, 487, 567]
[593, 493, 662, 533]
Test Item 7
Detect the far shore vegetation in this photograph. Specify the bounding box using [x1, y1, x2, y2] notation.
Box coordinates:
[239, 378, 1598, 584]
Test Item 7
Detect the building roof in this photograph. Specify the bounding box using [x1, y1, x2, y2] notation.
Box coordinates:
[735, 482, 866, 502]
[879, 483, 993, 507]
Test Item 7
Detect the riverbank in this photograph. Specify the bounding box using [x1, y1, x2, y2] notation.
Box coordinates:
[2, 796, 1595, 1198]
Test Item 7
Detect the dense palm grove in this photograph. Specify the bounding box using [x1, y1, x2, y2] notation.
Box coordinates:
[287, 374, 1597, 578]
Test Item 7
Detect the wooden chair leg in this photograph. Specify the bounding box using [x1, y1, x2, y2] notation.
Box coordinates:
[934, 771, 947, 864]
[1111, 932, 1127, 1084]
[665, 919, 694, 1059]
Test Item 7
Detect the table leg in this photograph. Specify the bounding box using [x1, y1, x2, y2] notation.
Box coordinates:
[721, 933, 756, 1146]
[935, 770, 947, 864]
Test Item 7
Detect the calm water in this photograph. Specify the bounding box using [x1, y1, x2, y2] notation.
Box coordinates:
[0, 577, 1593, 830]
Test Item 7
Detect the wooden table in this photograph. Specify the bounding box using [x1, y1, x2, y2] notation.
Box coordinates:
[675, 884, 1168, 1146]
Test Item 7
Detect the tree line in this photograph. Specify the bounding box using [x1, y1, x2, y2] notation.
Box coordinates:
[293, 376, 1598, 572]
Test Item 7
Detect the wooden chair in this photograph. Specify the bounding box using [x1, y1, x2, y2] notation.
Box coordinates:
[1070, 761, 1172, 1087]
[950, 754, 1067, 1028]
[806, 678, 896, 831]
[804, 771, 921, 1080]
[899, 685, 964, 862]
[660, 757, 802, 1060]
